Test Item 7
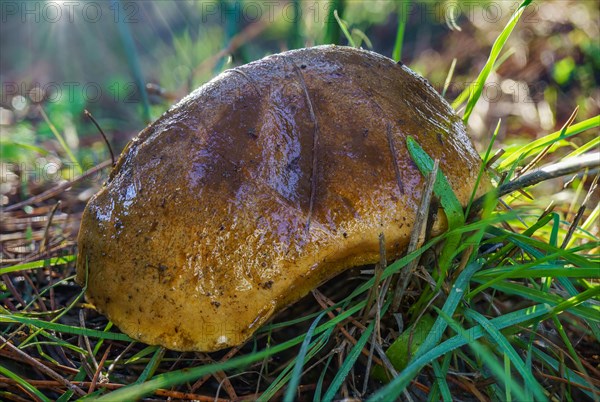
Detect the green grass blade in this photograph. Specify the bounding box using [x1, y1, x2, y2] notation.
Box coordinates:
[527, 345, 599, 399]
[428, 354, 453, 402]
[472, 281, 599, 322]
[21, 275, 77, 312]
[135, 347, 165, 384]
[314, 353, 334, 402]
[333, 10, 356, 47]
[565, 135, 600, 158]
[322, 320, 375, 401]
[287, 0, 303, 49]
[406, 136, 464, 227]
[469, 242, 599, 297]
[324, 0, 344, 45]
[0, 255, 76, 275]
[96, 299, 369, 401]
[0, 364, 52, 402]
[441, 58, 457, 98]
[284, 311, 327, 402]
[56, 366, 87, 402]
[551, 315, 591, 382]
[486, 213, 554, 264]
[111, 0, 150, 123]
[465, 118, 500, 218]
[414, 260, 482, 359]
[38, 107, 82, 174]
[406, 135, 465, 277]
[451, 48, 514, 111]
[464, 309, 548, 401]
[553, 285, 600, 316]
[504, 353, 514, 402]
[436, 309, 529, 401]
[431, 360, 452, 402]
[550, 212, 560, 247]
[392, 0, 409, 61]
[260, 333, 315, 400]
[498, 116, 600, 169]
[367, 303, 552, 401]
[20, 340, 86, 355]
[261, 329, 333, 401]
[462, 0, 532, 124]
[0, 139, 50, 156]
[372, 314, 435, 381]
[474, 266, 599, 279]
[96, 337, 304, 400]
[125, 347, 165, 366]
[350, 28, 373, 49]
[262, 309, 326, 331]
[569, 202, 600, 249]
[0, 314, 134, 341]
[343, 213, 516, 307]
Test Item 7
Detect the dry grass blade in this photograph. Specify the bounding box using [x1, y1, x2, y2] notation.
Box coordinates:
[36, 106, 81, 174]
[88, 345, 111, 394]
[561, 174, 598, 248]
[392, 159, 439, 311]
[213, 369, 238, 400]
[362, 235, 386, 395]
[471, 152, 600, 216]
[446, 375, 489, 402]
[194, 353, 238, 400]
[311, 288, 400, 386]
[105, 342, 136, 377]
[0, 335, 86, 397]
[3, 160, 112, 212]
[39, 201, 61, 254]
[361, 233, 386, 322]
[485, 148, 505, 169]
[0, 378, 231, 401]
[311, 289, 386, 368]
[0, 348, 79, 376]
[84, 110, 115, 166]
[191, 21, 270, 78]
[1, 272, 26, 307]
[518, 106, 579, 177]
[190, 343, 246, 392]
[538, 373, 600, 395]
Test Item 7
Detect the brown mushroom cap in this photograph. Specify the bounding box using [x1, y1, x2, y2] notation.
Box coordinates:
[76, 45, 487, 352]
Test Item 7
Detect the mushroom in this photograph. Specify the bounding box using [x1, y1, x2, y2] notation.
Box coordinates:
[76, 45, 487, 352]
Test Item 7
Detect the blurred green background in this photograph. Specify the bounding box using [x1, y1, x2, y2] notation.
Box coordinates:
[1, 0, 598, 207]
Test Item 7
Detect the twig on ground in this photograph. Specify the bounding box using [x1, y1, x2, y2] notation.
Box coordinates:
[471, 152, 600, 216]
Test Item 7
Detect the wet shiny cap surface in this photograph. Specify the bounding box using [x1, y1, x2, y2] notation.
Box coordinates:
[76, 45, 487, 351]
